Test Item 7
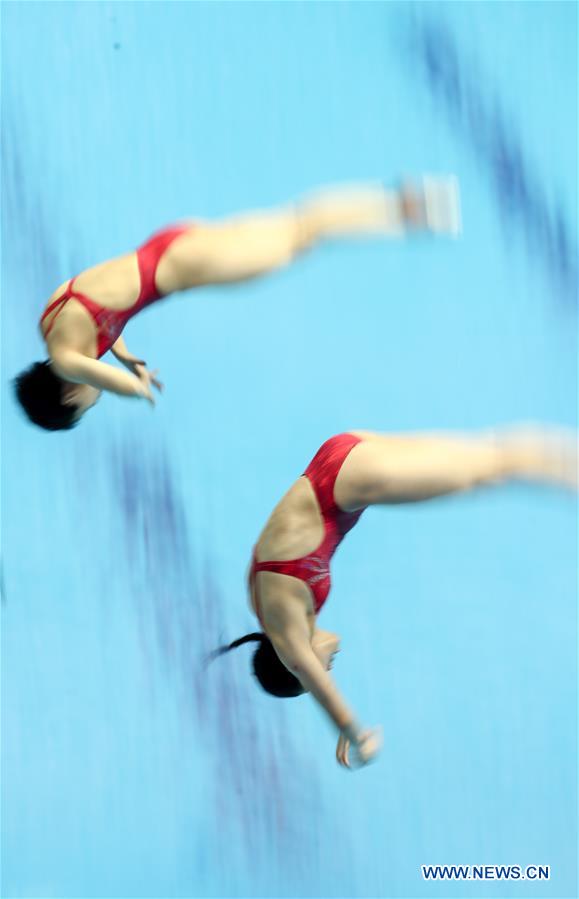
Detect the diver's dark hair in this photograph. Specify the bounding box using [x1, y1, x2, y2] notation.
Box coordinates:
[13, 361, 79, 432]
[212, 632, 306, 698]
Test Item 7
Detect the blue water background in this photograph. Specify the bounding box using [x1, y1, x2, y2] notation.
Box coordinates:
[2, 3, 577, 897]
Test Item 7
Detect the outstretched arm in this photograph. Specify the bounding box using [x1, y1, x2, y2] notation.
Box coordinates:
[111, 337, 164, 397]
[275, 626, 357, 728]
[266, 603, 381, 768]
[273, 630, 381, 768]
[52, 348, 154, 403]
[111, 336, 146, 371]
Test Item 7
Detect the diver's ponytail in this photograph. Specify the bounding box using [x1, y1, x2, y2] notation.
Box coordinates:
[207, 632, 264, 664]
[226, 633, 265, 651]
[208, 631, 305, 699]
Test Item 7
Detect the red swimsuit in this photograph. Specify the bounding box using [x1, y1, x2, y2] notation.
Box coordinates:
[40, 224, 190, 358]
[250, 433, 366, 618]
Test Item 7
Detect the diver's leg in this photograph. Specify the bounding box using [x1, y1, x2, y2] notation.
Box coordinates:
[334, 427, 578, 510]
[155, 178, 460, 292]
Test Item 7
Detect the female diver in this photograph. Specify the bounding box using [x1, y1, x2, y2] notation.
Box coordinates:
[216, 427, 577, 769]
[14, 177, 460, 430]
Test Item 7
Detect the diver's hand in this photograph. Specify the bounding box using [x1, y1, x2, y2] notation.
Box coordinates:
[134, 363, 163, 405]
[336, 726, 383, 769]
[354, 728, 383, 767]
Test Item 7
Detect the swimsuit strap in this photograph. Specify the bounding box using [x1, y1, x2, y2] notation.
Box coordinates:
[250, 550, 330, 615]
[40, 277, 114, 339]
[252, 557, 300, 576]
[251, 550, 294, 582]
[40, 279, 77, 337]
[249, 550, 266, 627]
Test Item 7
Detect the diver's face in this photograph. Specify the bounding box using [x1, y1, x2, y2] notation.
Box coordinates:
[312, 629, 341, 671]
[62, 382, 101, 417]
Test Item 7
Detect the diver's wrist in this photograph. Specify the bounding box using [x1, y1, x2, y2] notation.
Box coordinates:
[341, 721, 363, 744]
[133, 377, 149, 399]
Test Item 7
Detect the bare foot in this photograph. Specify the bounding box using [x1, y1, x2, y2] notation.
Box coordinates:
[500, 425, 578, 490]
[400, 183, 427, 229]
